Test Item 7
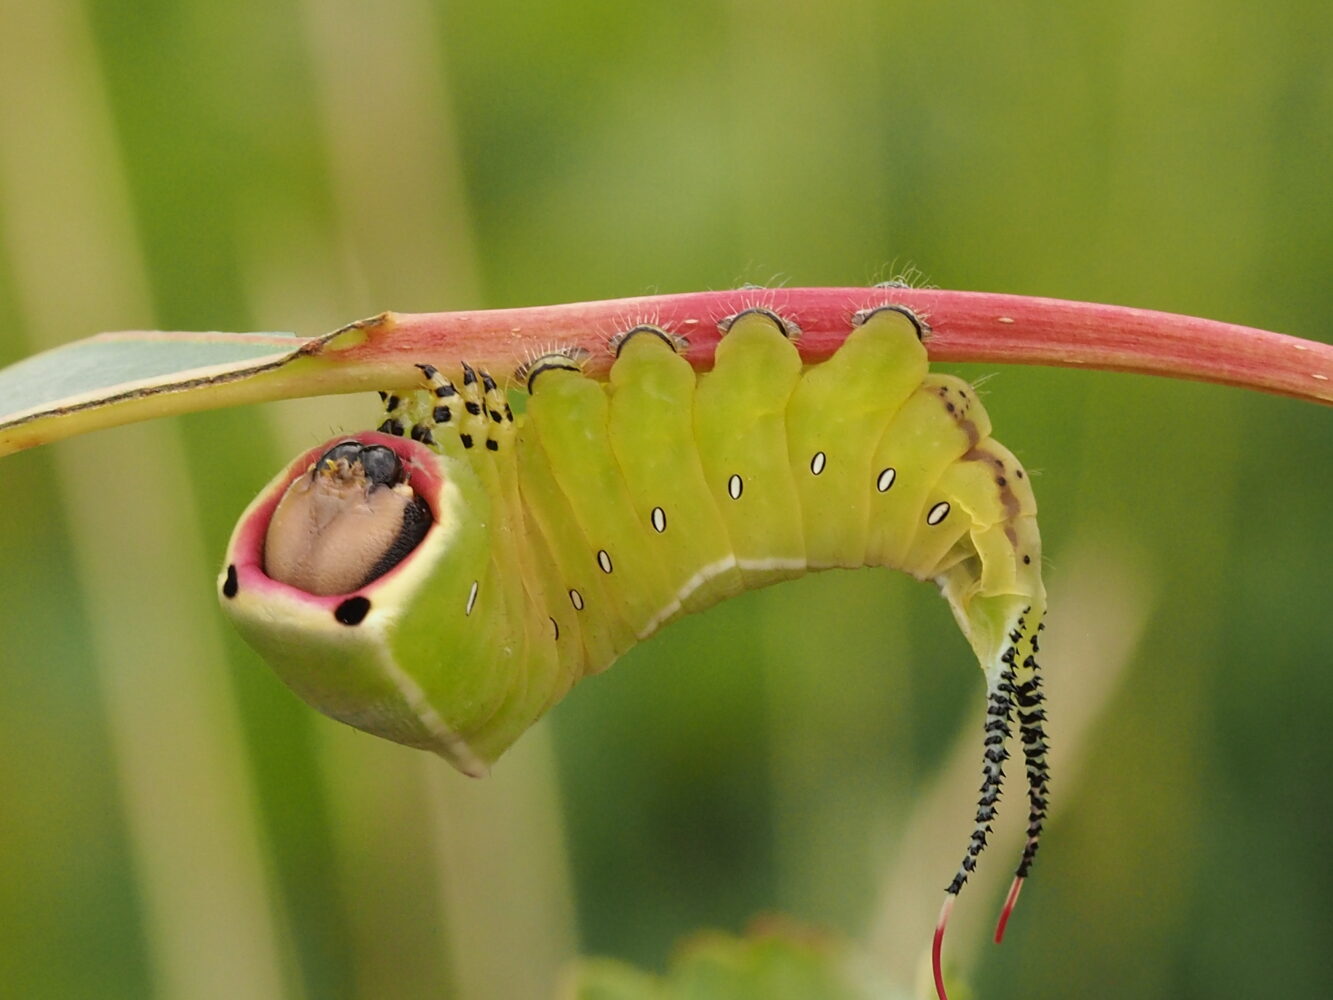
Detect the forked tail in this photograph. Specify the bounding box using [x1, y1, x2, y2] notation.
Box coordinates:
[934, 608, 1050, 1000]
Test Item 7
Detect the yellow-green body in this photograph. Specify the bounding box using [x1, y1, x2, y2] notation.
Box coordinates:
[221, 307, 1044, 779]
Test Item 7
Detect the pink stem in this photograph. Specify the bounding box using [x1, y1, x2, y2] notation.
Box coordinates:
[933, 894, 955, 1000]
[994, 874, 1025, 943]
[327, 288, 1333, 405]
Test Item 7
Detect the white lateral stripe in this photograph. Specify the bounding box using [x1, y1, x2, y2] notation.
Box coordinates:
[635, 554, 809, 639]
[637, 555, 737, 638]
[738, 556, 806, 572]
[376, 645, 486, 775]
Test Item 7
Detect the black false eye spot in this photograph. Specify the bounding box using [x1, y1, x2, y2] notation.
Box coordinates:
[222, 564, 239, 598]
[359, 445, 403, 486]
[317, 441, 404, 487]
[320, 441, 365, 467]
[335, 596, 372, 626]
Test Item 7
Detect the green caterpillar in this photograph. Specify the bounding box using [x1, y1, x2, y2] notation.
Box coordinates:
[219, 303, 1049, 993]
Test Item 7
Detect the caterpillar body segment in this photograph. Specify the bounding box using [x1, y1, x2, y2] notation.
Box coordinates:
[220, 298, 1050, 989]
[862, 375, 992, 575]
[512, 405, 630, 671]
[692, 310, 808, 589]
[523, 366, 676, 650]
[784, 307, 929, 569]
[404, 365, 554, 760]
[606, 331, 742, 622]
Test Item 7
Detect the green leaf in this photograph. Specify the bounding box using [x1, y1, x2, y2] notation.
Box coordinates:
[0, 328, 308, 455]
[558, 922, 904, 1000]
[0, 316, 399, 456]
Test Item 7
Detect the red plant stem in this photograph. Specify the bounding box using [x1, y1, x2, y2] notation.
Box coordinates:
[333, 288, 1333, 405]
[5, 287, 1329, 460]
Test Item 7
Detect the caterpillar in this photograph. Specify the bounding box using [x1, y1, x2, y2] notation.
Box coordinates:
[218, 303, 1050, 999]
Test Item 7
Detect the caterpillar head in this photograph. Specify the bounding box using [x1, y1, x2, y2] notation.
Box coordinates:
[218, 431, 495, 776]
[262, 438, 434, 598]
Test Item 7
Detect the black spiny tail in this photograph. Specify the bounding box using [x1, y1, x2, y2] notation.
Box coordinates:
[1014, 617, 1050, 880]
[994, 610, 1050, 944]
[933, 655, 1017, 1000]
[946, 657, 1016, 896]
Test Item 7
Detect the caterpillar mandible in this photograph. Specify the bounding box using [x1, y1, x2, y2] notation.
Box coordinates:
[218, 302, 1049, 999]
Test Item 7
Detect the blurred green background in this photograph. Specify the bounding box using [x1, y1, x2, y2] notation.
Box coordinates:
[1, 1, 1330, 997]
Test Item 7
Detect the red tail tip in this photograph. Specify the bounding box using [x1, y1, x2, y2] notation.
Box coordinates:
[933, 894, 955, 1000]
[994, 875, 1025, 943]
